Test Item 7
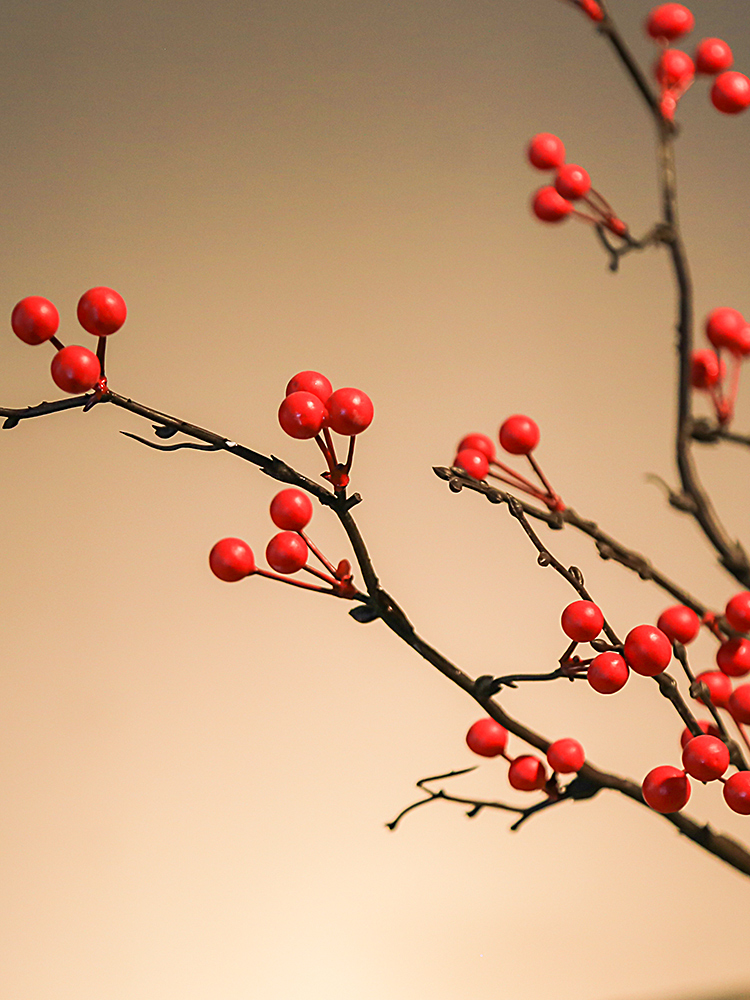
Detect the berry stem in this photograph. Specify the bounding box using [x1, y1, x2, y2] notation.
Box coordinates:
[489, 458, 547, 494]
[343, 434, 356, 474]
[301, 564, 338, 585]
[314, 433, 337, 474]
[299, 529, 338, 575]
[253, 567, 337, 594]
[722, 353, 743, 426]
[486, 469, 549, 502]
[323, 425, 338, 466]
[96, 336, 107, 379]
[50, 336, 65, 351]
[526, 453, 559, 504]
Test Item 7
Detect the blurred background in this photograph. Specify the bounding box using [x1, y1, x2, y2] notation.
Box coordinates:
[1, 1, 750, 997]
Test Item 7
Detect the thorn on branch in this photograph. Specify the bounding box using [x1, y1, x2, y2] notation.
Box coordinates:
[349, 603, 380, 624]
[645, 473, 698, 513]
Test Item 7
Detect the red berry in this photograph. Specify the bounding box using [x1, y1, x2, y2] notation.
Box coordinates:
[546, 738, 585, 774]
[694, 38, 733, 76]
[690, 349, 725, 390]
[285, 371, 333, 404]
[587, 651, 629, 694]
[642, 765, 691, 813]
[725, 591, 750, 632]
[645, 4, 694, 42]
[499, 414, 540, 455]
[717, 638, 750, 677]
[561, 600, 604, 643]
[508, 755, 547, 791]
[454, 448, 489, 481]
[278, 391, 327, 439]
[266, 531, 308, 574]
[682, 735, 729, 782]
[724, 772, 750, 814]
[270, 488, 313, 531]
[11, 296, 59, 345]
[693, 670, 732, 709]
[77, 287, 127, 337]
[623, 624, 672, 676]
[705, 307, 749, 354]
[729, 684, 750, 724]
[532, 186, 572, 223]
[50, 345, 101, 394]
[712, 72, 750, 114]
[527, 133, 565, 170]
[679, 720, 722, 749]
[457, 433, 496, 462]
[579, 0, 604, 22]
[660, 92, 678, 121]
[466, 718, 508, 758]
[325, 387, 374, 436]
[209, 538, 255, 581]
[554, 164, 591, 201]
[655, 49, 694, 89]
[656, 605, 700, 645]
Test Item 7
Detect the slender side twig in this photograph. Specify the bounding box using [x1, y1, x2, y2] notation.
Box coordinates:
[596, 1, 750, 588]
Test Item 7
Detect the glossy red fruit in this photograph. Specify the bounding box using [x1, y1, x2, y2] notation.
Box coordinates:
[729, 684, 750, 724]
[717, 638, 750, 677]
[690, 349, 725, 390]
[705, 307, 749, 354]
[645, 4, 694, 42]
[77, 287, 127, 337]
[642, 765, 691, 813]
[266, 531, 308, 574]
[554, 164, 591, 201]
[209, 538, 255, 581]
[546, 738, 585, 774]
[579, 0, 604, 22]
[693, 670, 732, 709]
[270, 488, 313, 531]
[278, 391, 327, 439]
[655, 49, 694, 89]
[587, 651, 629, 694]
[454, 448, 489, 481]
[11, 296, 59, 345]
[285, 371, 333, 404]
[499, 415, 540, 455]
[457, 433, 496, 462]
[561, 600, 604, 642]
[325, 387, 373, 436]
[527, 133, 565, 170]
[50, 345, 101, 394]
[656, 605, 700, 644]
[724, 772, 750, 814]
[679, 720, 722, 749]
[466, 718, 508, 757]
[682, 735, 729, 782]
[725, 591, 750, 632]
[694, 38, 733, 76]
[532, 186, 572, 223]
[623, 624, 672, 676]
[711, 72, 750, 114]
[508, 755, 547, 791]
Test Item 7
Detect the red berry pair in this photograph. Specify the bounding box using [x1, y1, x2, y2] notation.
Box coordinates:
[527, 134, 628, 238]
[278, 371, 373, 491]
[454, 416, 563, 512]
[12, 287, 126, 395]
[209, 488, 358, 599]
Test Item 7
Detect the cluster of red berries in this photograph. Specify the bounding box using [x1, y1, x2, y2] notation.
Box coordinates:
[452, 415, 564, 512]
[527, 133, 628, 237]
[466, 718, 585, 793]
[209, 487, 358, 599]
[11, 288, 127, 394]
[691, 307, 750, 425]
[645, 4, 750, 119]
[277, 371, 373, 491]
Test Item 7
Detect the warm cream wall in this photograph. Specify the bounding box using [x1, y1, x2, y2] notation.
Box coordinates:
[2, 2, 750, 998]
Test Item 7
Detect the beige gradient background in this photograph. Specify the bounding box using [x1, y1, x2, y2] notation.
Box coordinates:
[2, 1, 750, 998]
